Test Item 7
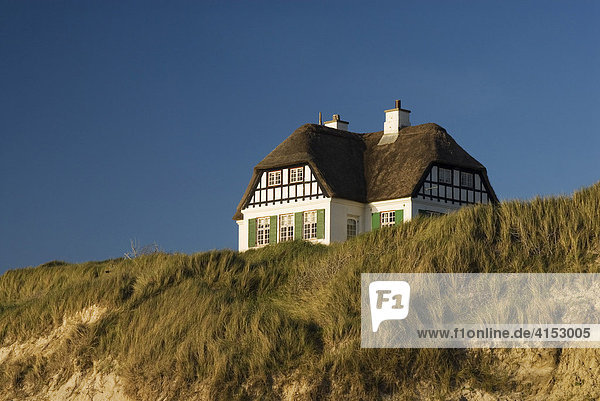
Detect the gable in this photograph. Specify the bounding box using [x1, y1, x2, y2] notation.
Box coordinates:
[413, 163, 498, 205]
[256, 124, 367, 202]
[363, 123, 495, 203]
[244, 165, 328, 209]
[233, 124, 366, 220]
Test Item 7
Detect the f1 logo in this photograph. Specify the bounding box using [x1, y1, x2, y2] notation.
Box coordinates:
[369, 281, 411, 332]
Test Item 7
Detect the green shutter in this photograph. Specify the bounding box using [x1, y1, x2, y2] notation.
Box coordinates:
[269, 215, 277, 244]
[316, 209, 325, 239]
[395, 210, 404, 225]
[294, 212, 303, 240]
[371, 212, 381, 230]
[248, 218, 256, 248]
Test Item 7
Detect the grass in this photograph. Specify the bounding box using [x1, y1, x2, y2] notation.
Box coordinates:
[1, 182, 599, 400]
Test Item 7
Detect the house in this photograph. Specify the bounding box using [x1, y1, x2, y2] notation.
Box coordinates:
[233, 100, 497, 251]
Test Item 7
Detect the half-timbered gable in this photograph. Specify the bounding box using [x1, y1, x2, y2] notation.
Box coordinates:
[414, 164, 493, 206]
[234, 101, 498, 251]
[245, 164, 327, 209]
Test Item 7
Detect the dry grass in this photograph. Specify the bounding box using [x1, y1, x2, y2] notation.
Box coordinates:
[1, 182, 599, 400]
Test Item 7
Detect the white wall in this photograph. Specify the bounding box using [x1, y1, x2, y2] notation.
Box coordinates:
[237, 219, 247, 252]
[368, 197, 413, 225]
[239, 195, 471, 251]
[324, 120, 349, 131]
[329, 198, 368, 242]
[384, 109, 411, 134]
[239, 197, 332, 251]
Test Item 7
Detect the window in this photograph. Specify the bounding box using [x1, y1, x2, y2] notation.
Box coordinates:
[347, 218, 357, 239]
[460, 171, 474, 188]
[381, 211, 395, 227]
[303, 210, 317, 239]
[267, 170, 281, 187]
[419, 209, 443, 217]
[256, 217, 270, 246]
[439, 167, 452, 184]
[290, 167, 304, 183]
[280, 214, 294, 242]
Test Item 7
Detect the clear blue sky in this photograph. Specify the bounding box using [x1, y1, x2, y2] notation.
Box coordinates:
[1, 1, 599, 272]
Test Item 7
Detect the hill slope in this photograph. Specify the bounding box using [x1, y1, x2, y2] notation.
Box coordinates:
[1, 183, 600, 400]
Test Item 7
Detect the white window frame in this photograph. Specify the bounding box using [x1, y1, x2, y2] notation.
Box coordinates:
[289, 167, 304, 184]
[267, 170, 282, 187]
[460, 171, 474, 188]
[279, 213, 294, 242]
[439, 167, 452, 184]
[347, 218, 357, 239]
[380, 211, 395, 227]
[303, 210, 318, 240]
[419, 209, 444, 217]
[256, 217, 270, 246]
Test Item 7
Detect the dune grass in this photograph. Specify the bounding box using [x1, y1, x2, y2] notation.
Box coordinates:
[1, 182, 599, 400]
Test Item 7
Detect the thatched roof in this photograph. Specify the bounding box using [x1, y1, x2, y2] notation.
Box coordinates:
[363, 123, 497, 202]
[234, 123, 497, 220]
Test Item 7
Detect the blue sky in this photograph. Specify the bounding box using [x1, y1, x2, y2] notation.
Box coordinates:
[1, 1, 599, 272]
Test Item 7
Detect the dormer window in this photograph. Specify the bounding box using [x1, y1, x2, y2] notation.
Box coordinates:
[460, 171, 474, 188]
[289, 167, 304, 183]
[267, 170, 282, 186]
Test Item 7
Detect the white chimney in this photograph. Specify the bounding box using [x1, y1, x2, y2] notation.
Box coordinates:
[324, 114, 349, 131]
[383, 99, 411, 134]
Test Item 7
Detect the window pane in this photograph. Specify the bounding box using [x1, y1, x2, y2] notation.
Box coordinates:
[290, 167, 304, 183]
[380, 211, 395, 227]
[304, 211, 317, 223]
[347, 219, 357, 239]
[256, 217, 270, 246]
[460, 172, 473, 188]
[303, 211, 317, 239]
[280, 214, 294, 242]
[439, 168, 452, 184]
[268, 171, 281, 186]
